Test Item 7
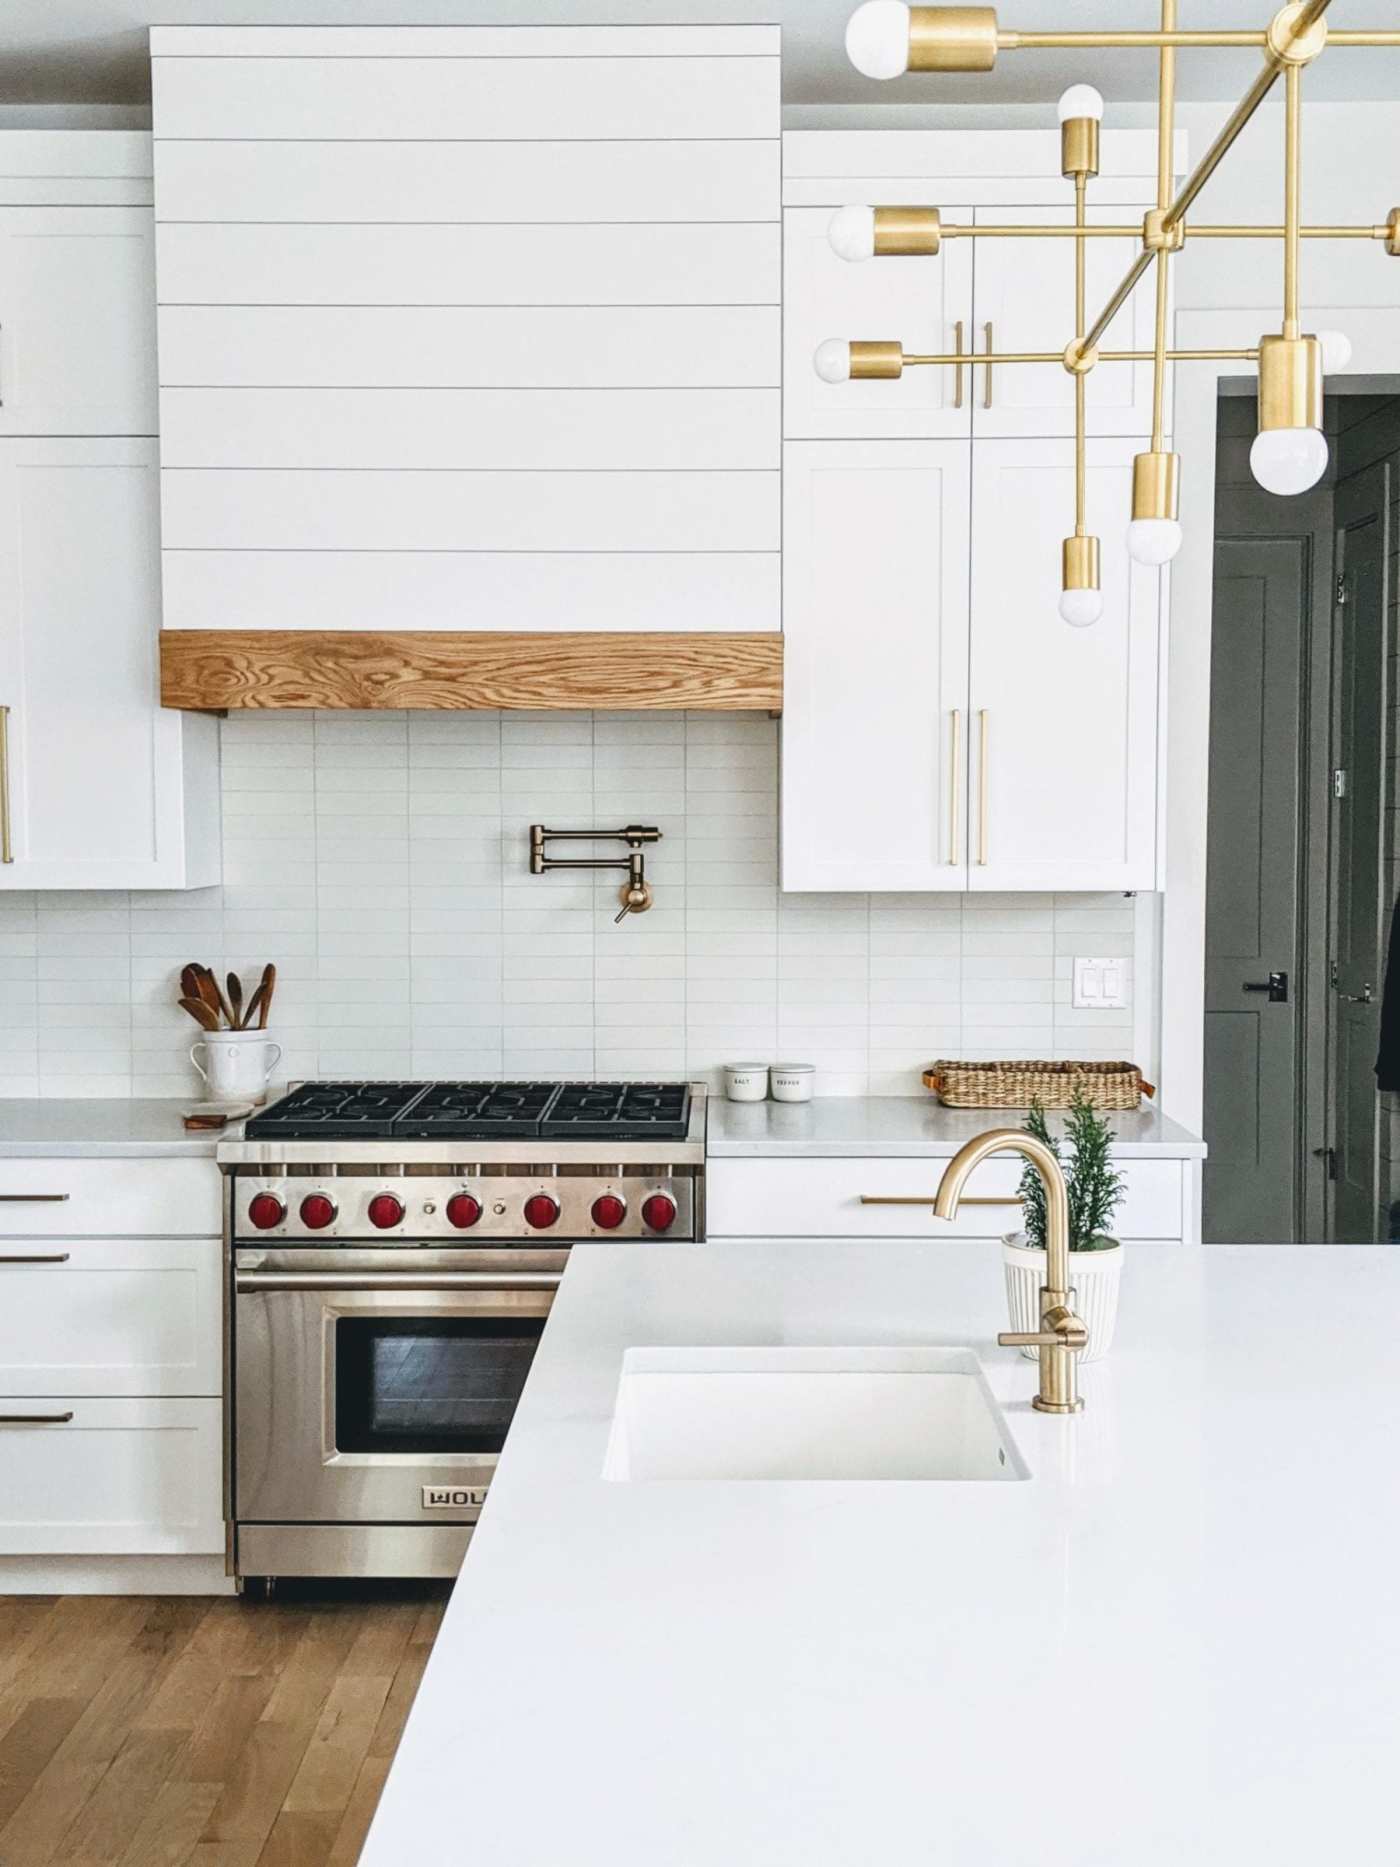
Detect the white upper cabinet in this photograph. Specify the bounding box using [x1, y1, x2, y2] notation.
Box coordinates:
[782, 437, 1162, 895]
[0, 207, 157, 436]
[783, 206, 973, 439]
[970, 205, 1158, 438]
[967, 439, 1162, 892]
[0, 439, 219, 890]
[782, 441, 971, 891]
[151, 25, 781, 634]
[0, 134, 218, 892]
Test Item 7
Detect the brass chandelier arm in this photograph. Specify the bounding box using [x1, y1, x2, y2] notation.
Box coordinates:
[1151, 0, 1176, 455]
[1283, 61, 1302, 337]
[899, 346, 1259, 366]
[936, 222, 1388, 239]
[1080, 0, 1334, 356]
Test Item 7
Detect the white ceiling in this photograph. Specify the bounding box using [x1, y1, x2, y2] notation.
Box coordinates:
[0, 1, 1396, 108]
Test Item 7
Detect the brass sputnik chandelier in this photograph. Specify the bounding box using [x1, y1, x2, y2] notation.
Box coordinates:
[816, 0, 1400, 624]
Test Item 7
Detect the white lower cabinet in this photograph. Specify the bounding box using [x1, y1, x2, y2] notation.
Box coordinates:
[707, 1155, 1189, 1242]
[0, 1399, 223, 1556]
[0, 1239, 221, 1397]
[0, 438, 219, 889]
[0, 1156, 225, 1574]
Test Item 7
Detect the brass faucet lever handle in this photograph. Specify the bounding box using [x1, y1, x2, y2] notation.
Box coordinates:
[999, 1304, 1088, 1352]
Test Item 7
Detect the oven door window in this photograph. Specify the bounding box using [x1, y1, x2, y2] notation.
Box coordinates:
[334, 1317, 545, 1456]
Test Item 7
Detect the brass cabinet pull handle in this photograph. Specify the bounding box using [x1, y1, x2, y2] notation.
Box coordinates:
[0, 1252, 71, 1264]
[948, 708, 962, 865]
[859, 1195, 1024, 1207]
[983, 321, 994, 408]
[0, 1412, 74, 1425]
[0, 705, 12, 865]
[977, 709, 990, 865]
[953, 319, 966, 409]
[0, 1194, 71, 1203]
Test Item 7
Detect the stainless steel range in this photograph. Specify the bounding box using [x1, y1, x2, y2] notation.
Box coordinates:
[218, 1080, 705, 1588]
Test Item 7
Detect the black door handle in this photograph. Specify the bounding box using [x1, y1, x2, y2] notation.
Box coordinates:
[1242, 971, 1288, 1003]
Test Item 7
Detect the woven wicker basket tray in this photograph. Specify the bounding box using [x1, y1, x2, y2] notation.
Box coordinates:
[922, 1060, 1154, 1111]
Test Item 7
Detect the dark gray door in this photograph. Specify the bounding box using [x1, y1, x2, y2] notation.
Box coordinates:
[1331, 461, 1390, 1240]
[1204, 532, 1307, 1240]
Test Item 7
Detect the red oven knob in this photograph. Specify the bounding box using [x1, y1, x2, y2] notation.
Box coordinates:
[299, 1193, 337, 1230]
[368, 1193, 404, 1229]
[641, 1193, 677, 1233]
[247, 1192, 285, 1230]
[446, 1192, 483, 1230]
[591, 1194, 626, 1230]
[523, 1193, 560, 1230]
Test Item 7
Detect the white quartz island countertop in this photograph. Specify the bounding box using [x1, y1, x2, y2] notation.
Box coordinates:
[362, 1239, 1397, 1867]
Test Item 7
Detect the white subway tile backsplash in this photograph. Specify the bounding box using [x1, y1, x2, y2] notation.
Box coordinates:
[0, 711, 1138, 1096]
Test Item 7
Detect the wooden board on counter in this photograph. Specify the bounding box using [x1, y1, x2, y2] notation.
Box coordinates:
[159, 629, 784, 712]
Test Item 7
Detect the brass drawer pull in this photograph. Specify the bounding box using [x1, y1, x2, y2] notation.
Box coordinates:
[0, 1252, 71, 1264]
[860, 1195, 1024, 1207]
[952, 319, 967, 409]
[0, 1194, 71, 1203]
[977, 709, 990, 865]
[0, 706, 12, 865]
[0, 1412, 75, 1425]
[983, 320, 994, 408]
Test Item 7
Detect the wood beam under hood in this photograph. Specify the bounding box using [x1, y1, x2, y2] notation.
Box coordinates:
[159, 630, 783, 713]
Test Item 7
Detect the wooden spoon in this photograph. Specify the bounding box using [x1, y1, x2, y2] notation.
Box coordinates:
[227, 972, 244, 1029]
[179, 995, 221, 1032]
[244, 962, 277, 1032]
[194, 965, 233, 1030]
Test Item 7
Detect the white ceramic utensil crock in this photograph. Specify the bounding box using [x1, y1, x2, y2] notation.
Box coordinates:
[191, 1029, 282, 1105]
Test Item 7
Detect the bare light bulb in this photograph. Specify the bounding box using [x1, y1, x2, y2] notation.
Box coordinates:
[1249, 426, 1329, 496]
[1126, 518, 1184, 566]
[1318, 328, 1353, 374]
[827, 205, 876, 262]
[813, 339, 852, 384]
[1058, 586, 1103, 628]
[1057, 84, 1105, 122]
[845, 0, 911, 78]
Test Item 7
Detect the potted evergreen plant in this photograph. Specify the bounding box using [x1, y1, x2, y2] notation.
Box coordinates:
[1003, 1090, 1124, 1364]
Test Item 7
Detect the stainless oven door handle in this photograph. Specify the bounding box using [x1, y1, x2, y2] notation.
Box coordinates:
[235, 1270, 562, 1293]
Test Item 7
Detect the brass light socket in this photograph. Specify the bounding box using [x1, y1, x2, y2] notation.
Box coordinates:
[1266, 1, 1328, 65]
[908, 6, 999, 72]
[1062, 534, 1102, 591]
[849, 341, 905, 380]
[1257, 333, 1323, 432]
[873, 206, 942, 256]
[1060, 117, 1100, 180]
[1386, 208, 1400, 258]
[1132, 452, 1181, 523]
[1143, 208, 1185, 254]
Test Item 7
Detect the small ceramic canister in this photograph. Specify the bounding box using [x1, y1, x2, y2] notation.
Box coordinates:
[769, 1063, 815, 1103]
[724, 1062, 769, 1102]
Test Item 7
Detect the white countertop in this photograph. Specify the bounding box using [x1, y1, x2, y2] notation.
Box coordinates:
[363, 1239, 1397, 1867]
[0, 1098, 230, 1157]
[708, 1095, 1205, 1157]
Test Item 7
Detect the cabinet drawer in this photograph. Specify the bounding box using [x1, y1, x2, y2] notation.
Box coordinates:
[707, 1157, 1185, 1239]
[0, 1239, 220, 1397]
[0, 1398, 223, 1555]
[0, 1159, 221, 1236]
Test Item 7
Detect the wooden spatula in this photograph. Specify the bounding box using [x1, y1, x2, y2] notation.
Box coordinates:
[179, 995, 221, 1032]
[227, 972, 244, 1029]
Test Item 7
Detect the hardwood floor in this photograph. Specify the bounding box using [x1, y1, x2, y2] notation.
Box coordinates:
[0, 1583, 448, 1866]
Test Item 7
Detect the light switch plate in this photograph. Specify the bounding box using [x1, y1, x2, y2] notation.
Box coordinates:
[1072, 957, 1127, 1011]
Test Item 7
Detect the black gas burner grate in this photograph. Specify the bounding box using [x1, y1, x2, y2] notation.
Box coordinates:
[245, 1080, 691, 1143]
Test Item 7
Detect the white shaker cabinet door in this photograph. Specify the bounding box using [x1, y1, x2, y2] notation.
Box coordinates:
[0, 206, 157, 436]
[784, 206, 973, 439]
[0, 439, 219, 889]
[782, 440, 972, 890]
[968, 438, 1162, 892]
[970, 205, 1158, 438]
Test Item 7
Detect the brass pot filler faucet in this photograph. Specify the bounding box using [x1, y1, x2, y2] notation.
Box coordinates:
[529, 824, 662, 924]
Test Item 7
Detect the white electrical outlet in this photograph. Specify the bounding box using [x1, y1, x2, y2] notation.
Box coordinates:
[1072, 957, 1127, 1011]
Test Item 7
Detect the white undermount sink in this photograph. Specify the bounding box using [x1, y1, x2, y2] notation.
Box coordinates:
[602, 1346, 1029, 1483]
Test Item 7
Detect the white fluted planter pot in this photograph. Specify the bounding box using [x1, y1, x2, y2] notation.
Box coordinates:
[1002, 1232, 1122, 1365]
